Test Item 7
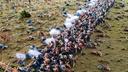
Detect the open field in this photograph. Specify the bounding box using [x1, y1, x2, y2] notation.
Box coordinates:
[0, 0, 128, 72]
[0, 0, 78, 62]
[74, 0, 128, 71]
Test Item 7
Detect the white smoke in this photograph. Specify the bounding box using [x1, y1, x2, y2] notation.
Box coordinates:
[66, 13, 73, 18]
[88, 1, 96, 7]
[76, 9, 87, 16]
[28, 49, 41, 58]
[90, 0, 98, 2]
[64, 15, 79, 28]
[49, 28, 61, 36]
[65, 15, 79, 23]
[44, 37, 55, 45]
[64, 22, 74, 28]
[64, 38, 69, 43]
[89, 0, 99, 6]
[72, 16, 79, 21]
[16, 53, 26, 60]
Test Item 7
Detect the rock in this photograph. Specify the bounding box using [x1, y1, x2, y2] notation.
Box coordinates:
[105, 17, 112, 20]
[91, 50, 102, 57]
[117, 39, 122, 42]
[97, 64, 104, 70]
[124, 27, 128, 32]
[27, 35, 36, 41]
[97, 51, 103, 57]
[111, 25, 115, 27]
[26, 19, 33, 26]
[108, 29, 112, 31]
[0, 43, 8, 49]
[111, 48, 114, 50]
[124, 33, 128, 35]
[120, 32, 124, 34]
[119, 3, 125, 8]
[120, 36, 125, 39]
[115, 17, 119, 20]
[110, 59, 113, 62]
[124, 9, 128, 12]
[117, 60, 121, 62]
[117, 15, 123, 19]
[117, 59, 123, 62]
[85, 58, 89, 60]
[80, 61, 84, 64]
[105, 53, 109, 55]
[121, 48, 126, 51]
[97, 64, 111, 71]
[82, 70, 87, 72]
[107, 46, 111, 48]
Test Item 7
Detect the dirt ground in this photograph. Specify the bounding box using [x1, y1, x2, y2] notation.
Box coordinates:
[0, 0, 128, 72]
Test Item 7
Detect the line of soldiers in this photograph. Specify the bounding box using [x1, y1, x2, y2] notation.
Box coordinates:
[0, 0, 115, 72]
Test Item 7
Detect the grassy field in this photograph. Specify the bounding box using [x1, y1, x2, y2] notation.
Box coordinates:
[0, 0, 78, 62]
[74, 1, 128, 72]
[0, 0, 128, 72]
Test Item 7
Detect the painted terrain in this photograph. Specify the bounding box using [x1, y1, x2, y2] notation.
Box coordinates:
[0, 0, 128, 72]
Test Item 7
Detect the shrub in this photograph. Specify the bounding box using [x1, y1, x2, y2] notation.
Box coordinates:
[20, 10, 31, 19]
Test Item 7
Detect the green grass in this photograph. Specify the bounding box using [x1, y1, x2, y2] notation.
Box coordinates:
[0, 0, 78, 64]
[74, 1, 128, 72]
